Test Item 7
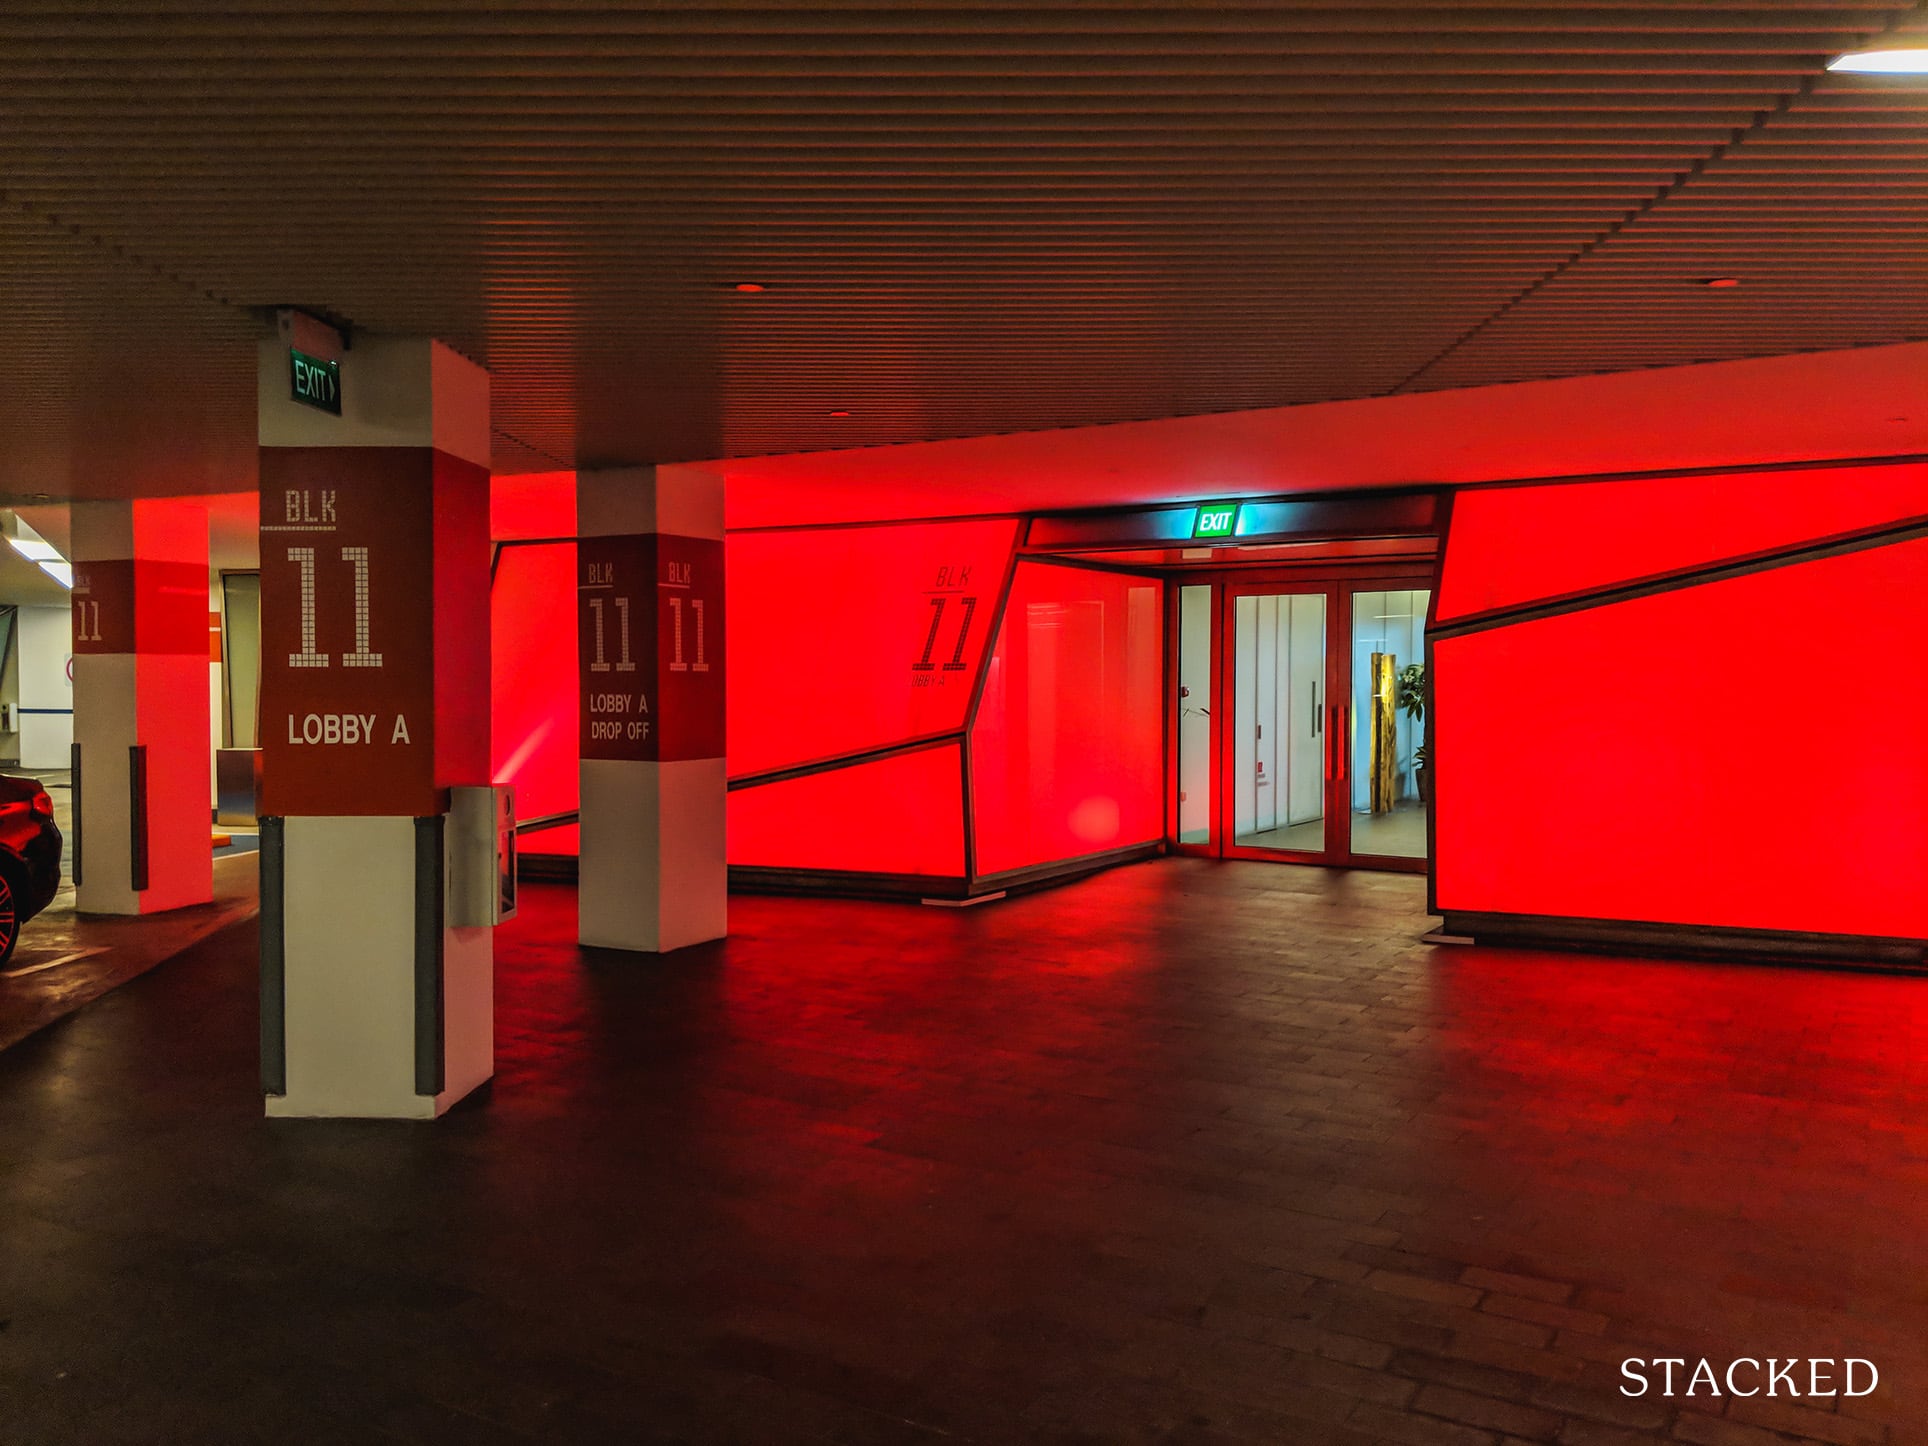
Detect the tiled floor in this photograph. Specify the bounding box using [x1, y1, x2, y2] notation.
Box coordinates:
[1, 859, 1924, 1444]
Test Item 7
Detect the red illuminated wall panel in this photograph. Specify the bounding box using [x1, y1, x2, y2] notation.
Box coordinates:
[1436, 462, 1928, 622]
[1433, 537, 1928, 942]
[726, 519, 1019, 778]
[729, 743, 966, 878]
[491, 541, 579, 838]
[521, 824, 579, 859]
[970, 562, 1164, 877]
[491, 471, 576, 542]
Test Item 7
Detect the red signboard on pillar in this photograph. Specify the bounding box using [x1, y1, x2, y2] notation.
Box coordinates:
[579, 533, 725, 763]
[258, 448, 439, 816]
[69, 560, 136, 656]
[70, 558, 207, 657]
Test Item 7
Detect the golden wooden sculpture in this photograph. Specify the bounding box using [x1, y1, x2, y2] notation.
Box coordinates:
[1369, 652, 1397, 814]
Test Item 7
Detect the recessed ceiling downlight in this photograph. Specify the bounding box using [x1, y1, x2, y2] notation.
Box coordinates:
[1828, 48, 1928, 74]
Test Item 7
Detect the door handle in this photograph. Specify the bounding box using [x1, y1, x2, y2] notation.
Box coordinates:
[1324, 704, 1348, 782]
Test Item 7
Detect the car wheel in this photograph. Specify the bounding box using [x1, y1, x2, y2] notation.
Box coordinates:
[0, 869, 18, 967]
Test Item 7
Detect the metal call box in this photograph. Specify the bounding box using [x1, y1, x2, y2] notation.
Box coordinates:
[448, 785, 516, 926]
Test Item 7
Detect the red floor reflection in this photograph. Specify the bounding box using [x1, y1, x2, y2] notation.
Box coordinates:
[482, 860, 1928, 1437]
[4, 857, 1922, 1441]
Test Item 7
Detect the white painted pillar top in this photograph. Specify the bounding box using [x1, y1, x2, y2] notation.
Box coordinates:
[257, 335, 489, 468]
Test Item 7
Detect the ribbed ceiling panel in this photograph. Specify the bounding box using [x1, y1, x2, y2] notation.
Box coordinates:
[0, 3, 1922, 488]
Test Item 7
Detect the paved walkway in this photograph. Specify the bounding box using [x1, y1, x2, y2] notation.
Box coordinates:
[1, 861, 1923, 1443]
[0, 850, 259, 1051]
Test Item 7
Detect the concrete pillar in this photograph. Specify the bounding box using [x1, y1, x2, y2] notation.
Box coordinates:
[257, 333, 494, 1118]
[70, 500, 213, 915]
[576, 466, 727, 953]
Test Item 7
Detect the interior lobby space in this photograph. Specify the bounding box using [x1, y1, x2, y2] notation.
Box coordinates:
[3, 866, 1923, 1445]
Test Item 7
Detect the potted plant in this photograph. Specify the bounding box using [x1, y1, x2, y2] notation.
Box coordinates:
[1396, 662, 1428, 803]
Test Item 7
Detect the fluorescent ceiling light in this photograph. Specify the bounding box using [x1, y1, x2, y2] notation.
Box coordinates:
[1828, 49, 1928, 73]
[10, 518, 67, 583]
[7, 535, 60, 562]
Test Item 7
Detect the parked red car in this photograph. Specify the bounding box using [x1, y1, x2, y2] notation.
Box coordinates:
[0, 776, 62, 964]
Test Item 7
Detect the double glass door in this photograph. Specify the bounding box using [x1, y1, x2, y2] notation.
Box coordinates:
[1175, 577, 1432, 871]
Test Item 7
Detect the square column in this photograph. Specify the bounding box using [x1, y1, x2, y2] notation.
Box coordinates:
[577, 466, 727, 953]
[257, 333, 494, 1119]
[70, 500, 213, 915]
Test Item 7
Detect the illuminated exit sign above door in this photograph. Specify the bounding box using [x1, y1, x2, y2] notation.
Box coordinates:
[1192, 504, 1240, 539]
[289, 348, 341, 415]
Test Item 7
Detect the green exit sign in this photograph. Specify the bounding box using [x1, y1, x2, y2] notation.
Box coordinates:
[289, 348, 341, 415]
[1192, 504, 1239, 539]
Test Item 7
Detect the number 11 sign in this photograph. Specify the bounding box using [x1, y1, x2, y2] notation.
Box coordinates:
[579, 533, 725, 763]
[257, 447, 452, 817]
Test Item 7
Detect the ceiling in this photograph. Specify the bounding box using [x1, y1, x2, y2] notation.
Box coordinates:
[2, 2, 1926, 501]
[479, 340, 1925, 531]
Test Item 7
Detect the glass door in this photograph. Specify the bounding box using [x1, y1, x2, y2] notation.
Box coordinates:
[1222, 583, 1337, 860]
[1346, 587, 1432, 865]
[1177, 575, 1433, 872]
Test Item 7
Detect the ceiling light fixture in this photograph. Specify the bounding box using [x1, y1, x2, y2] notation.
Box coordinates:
[9, 519, 69, 585]
[732, 282, 767, 293]
[828, 410, 852, 418]
[1828, 48, 1928, 74]
[1699, 277, 1742, 289]
[7, 535, 60, 562]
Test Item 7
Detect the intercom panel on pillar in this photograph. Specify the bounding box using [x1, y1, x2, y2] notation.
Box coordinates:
[577, 466, 727, 954]
[257, 321, 504, 1120]
[70, 499, 213, 916]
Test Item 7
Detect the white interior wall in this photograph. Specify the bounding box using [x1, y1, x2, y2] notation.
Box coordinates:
[0, 608, 20, 764]
[17, 604, 72, 771]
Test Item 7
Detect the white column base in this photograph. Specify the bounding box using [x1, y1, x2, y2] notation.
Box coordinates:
[579, 757, 727, 953]
[268, 815, 492, 1119]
